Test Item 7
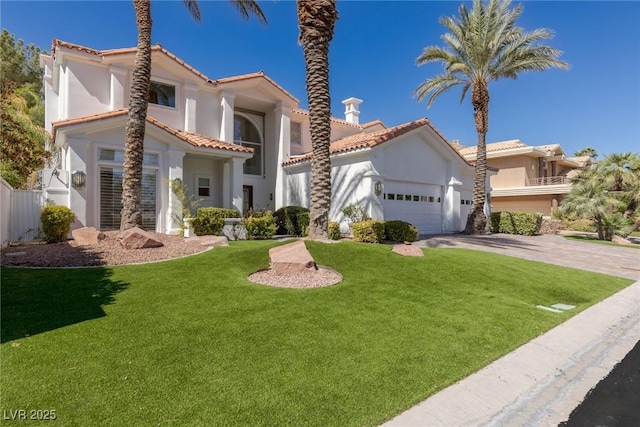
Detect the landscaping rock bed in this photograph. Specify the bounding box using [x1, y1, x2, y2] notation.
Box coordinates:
[0, 231, 210, 268]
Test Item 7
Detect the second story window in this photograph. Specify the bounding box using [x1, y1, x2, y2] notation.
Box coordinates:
[234, 115, 263, 176]
[291, 122, 302, 146]
[149, 81, 175, 108]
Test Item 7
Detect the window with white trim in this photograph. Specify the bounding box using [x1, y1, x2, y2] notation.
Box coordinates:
[234, 115, 263, 175]
[195, 175, 212, 198]
[149, 81, 176, 108]
[98, 149, 158, 231]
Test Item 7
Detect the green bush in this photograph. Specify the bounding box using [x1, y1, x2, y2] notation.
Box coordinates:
[352, 220, 385, 243]
[328, 221, 341, 240]
[273, 206, 310, 236]
[297, 211, 310, 237]
[192, 208, 222, 236]
[246, 211, 276, 240]
[40, 205, 75, 243]
[384, 220, 418, 242]
[489, 211, 542, 236]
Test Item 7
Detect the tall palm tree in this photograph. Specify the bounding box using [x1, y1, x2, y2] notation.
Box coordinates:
[297, 0, 338, 239]
[121, 0, 266, 230]
[415, 0, 568, 234]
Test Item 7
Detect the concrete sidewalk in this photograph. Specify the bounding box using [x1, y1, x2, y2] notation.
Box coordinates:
[383, 280, 640, 426]
[383, 234, 640, 426]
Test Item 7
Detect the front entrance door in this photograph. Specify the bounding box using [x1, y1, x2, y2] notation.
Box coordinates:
[243, 185, 253, 214]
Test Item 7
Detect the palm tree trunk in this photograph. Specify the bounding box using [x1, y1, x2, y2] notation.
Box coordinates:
[465, 81, 489, 234]
[121, 0, 152, 230]
[297, 0, 337, 239]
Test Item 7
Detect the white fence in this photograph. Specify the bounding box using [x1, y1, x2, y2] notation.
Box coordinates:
[1, 178, 44, 247]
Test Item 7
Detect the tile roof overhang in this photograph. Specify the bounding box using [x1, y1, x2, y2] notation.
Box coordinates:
[50, 40, 298, 105]
[51, 109, 253, 157]
[283, 117, 476, 169]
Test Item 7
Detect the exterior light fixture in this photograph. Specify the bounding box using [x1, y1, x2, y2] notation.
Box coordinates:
[71, 171, 86, 189]
[374, 180, 383, 196]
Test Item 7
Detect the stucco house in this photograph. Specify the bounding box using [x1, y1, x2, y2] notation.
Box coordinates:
[41, 40, 487, 236]
[455, 140, 590, 216]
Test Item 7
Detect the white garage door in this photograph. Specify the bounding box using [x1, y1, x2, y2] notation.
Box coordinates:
[383, 181, 442, 235]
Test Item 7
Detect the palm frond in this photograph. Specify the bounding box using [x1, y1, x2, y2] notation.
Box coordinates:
[182, 0, 201, 23]
[414, 74, 466, 107]
[230, 0, 267, 24]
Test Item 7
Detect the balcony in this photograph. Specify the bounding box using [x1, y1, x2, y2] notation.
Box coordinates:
[528, 176, 570, 186]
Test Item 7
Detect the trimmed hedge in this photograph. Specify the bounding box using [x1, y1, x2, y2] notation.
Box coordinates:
[489, 211, 542, 236]
[384, 220, 418, 242]
[352, 220, 385, 243]
[41, 205, 75, 243]
[192, 207, 239, 236]
[273, 206, 310, 236]
[246, 211, 276, 240]
[328, 221, 341, 240]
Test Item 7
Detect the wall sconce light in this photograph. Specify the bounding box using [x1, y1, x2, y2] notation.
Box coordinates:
[374, 181, 383, 196]
[71, 170, 86, 189]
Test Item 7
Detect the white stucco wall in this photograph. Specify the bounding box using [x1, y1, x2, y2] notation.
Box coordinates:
[66, 59, 110, 119]
[183, 156, 224, 208]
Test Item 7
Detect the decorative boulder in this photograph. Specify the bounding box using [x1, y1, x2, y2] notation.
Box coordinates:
[117, 227, 163, 249]
[612, 235, 632, 245]
[269, 240, 317, 275]
[72, 227, 106, 246]
[392, 243, 424, 257]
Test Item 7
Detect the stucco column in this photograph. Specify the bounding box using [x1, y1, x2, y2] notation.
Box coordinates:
[166, 149, 185, 234]
[231, 158, 245, 215]
[220, 90, 235, 143]
[443, 177, 462, 232]
[274, 102, 291, 210]
[67, 137, 90, 230]
[109, 66, 127, 110]
[184, 83, 198, 133]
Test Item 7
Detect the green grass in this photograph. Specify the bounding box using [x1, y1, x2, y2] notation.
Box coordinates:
[564, 235, 640, 249]
[1, 241, 632, 426]
[630, 231, 640, 237]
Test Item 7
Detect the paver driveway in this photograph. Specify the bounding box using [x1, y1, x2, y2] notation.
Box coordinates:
[415, 233, 640, 280]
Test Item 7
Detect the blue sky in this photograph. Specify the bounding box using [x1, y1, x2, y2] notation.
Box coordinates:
[2, 0, 639, 157]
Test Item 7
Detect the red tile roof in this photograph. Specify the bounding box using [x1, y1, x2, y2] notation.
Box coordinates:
[51, 109, 253, 154]
[284, 118, 431, 165]
[51, 40, 298, 102]
[292, 109, 363, 129]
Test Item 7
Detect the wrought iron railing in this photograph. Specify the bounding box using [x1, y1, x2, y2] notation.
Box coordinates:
[528, 176, 570, 186]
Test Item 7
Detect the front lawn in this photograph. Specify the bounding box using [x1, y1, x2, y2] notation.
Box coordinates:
[1, 241, 632, 426]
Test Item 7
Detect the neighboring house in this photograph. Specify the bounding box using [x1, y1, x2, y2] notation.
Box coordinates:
[41, 40, 487, 235]
[455, 140, 590, 216]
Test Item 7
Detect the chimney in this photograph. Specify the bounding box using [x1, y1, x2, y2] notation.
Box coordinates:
[342, 97, 363, 125]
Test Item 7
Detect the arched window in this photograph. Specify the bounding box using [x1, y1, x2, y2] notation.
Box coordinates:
[234, 115, 262, 175]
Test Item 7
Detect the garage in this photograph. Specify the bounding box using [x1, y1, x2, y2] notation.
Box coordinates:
[383, 180, 443, 235]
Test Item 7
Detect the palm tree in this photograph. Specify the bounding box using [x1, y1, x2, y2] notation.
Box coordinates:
[573, 146, 598, 160]
[297, 0, 338, 239]
[121, 0, 266, 230]
[415, 0, 568, 234]
[561, 181, 624, 240]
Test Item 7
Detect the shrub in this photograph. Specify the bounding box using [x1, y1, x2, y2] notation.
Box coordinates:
[41, 205, 75, 243]
[297, 211, 310, 237]
[384, 220, 418, 242]
[273, 206, 309, 236]
[342, 204, 370, 223]
[489, 211, 542, 236]
[192, 207, 234, 236]
[352, 220, 385, 243]
[328, 221, 341, 240]
[246, 211, 276, 240]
